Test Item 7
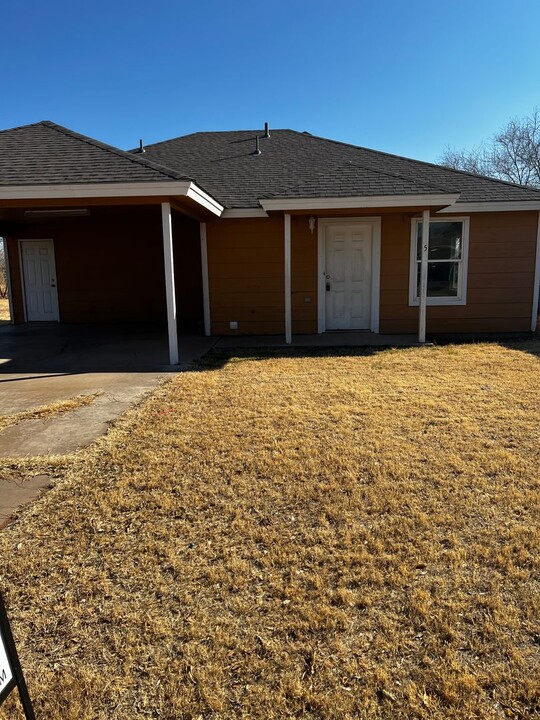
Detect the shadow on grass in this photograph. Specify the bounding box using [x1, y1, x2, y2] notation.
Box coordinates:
[191, 344, 430, 372]
[190, 333, 540, 374]
[1, 319, 539, 377]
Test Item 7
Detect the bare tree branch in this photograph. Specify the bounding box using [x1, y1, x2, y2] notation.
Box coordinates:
[0, 240, 8, 299]
[438, 109, 540, 187]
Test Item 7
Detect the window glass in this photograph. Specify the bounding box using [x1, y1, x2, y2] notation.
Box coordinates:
[416, 221, 463, 260]
[416, 262, 460, 297]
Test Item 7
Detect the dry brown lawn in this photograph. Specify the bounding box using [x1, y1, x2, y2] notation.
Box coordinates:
[0, 298, 10, 323]
[0, 343, 539, 719]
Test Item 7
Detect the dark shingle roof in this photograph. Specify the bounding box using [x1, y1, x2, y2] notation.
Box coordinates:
[139, 129, 540, 208]
[260, 161, 450, 199]
[0, 121, 191, 185]
[2, 122, 540, 210]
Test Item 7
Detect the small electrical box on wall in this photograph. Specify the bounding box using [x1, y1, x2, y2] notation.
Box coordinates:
[229, 321, 238, 330]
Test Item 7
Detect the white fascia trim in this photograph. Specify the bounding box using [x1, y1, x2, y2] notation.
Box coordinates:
[261, 193, 460, 211]
[438, 201, 540, 214]
[221, 208, 269, 218]
[185, 183, 224, 216]
[0, 181, 224, 216]
[531, 211, 540, 331]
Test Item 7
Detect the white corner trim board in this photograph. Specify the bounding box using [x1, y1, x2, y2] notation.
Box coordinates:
[0, 181, 224, 216]
[284, 214, 292, 344]
[532, 210, 540, 332]
[261, 193, 460, 212]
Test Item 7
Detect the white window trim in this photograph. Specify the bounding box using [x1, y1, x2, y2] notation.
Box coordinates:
[317, 217, 381, 333]
[532, 210, 540, 331]
[409, 216, 470, 307]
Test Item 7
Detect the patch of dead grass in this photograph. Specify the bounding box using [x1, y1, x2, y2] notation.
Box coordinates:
[0, 393, 101, 433]
[0, 343, 539, 719]
[0, 298, 10, 324]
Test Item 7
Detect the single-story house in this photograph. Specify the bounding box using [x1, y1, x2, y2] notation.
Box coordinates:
[1, 120, 539, 363]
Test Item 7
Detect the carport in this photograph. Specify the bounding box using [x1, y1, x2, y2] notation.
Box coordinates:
[0, 121, 223, 365]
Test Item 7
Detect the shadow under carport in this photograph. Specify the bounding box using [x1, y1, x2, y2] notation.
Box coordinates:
[0, 322, 217, 375]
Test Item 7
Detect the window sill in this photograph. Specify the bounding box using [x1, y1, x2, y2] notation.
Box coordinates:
[409, 298, 467, 307]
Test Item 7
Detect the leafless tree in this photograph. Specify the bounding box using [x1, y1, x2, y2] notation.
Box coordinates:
[0, 240, 8, 299]
[439, 108, 540, 187]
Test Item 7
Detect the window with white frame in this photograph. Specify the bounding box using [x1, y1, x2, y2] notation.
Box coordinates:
[409, 217, 469, 305]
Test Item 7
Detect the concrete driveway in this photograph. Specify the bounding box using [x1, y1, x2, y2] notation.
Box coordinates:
[0, 322, 217, 527]
[0, 322, 216, 457]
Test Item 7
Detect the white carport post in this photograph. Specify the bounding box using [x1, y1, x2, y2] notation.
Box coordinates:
[200, 222, 211, 337]
[161, 201, 179, 365]
[284, 213, 292, 344]
[418, 208, 430, 343]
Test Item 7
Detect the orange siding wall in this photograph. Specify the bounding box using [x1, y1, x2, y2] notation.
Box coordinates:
[8, 207, 537, 336]
[6, 207, 203, 329]
[379, 211, 538, 334]
[206, 217, 285, 335]
[206, 216, 318, 335]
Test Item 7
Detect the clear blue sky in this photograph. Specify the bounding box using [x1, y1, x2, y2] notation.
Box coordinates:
[2, 0, 539, 162]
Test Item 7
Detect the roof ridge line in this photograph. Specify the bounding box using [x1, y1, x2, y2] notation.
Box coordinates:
[289, 129, 540, 196]
[0, 120, 51, 136]
[140, 129, 285, 151]
[42, 122, 192, 183]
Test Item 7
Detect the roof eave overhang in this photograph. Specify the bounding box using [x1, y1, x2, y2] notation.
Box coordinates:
[0, 181, 224, 216]
[260, 193, 460, 211]
[221, 208, 269, 218]
[437, 200, 540, 213]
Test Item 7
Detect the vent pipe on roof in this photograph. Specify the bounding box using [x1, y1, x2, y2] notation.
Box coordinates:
[139, 139, 145, 153]
[264, 122, 270, 138]
[253, 135, 261, 155]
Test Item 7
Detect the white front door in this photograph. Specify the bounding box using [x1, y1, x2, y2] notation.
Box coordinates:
[21, 240, 59, 321]
[325, 222, 373, 330]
